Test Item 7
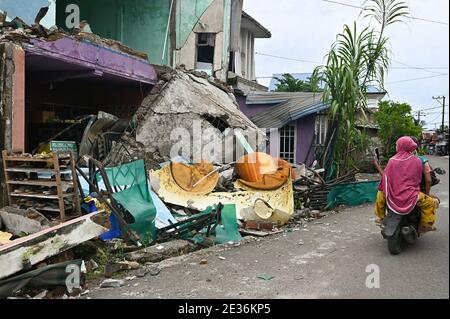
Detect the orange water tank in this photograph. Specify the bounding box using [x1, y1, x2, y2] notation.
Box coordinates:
[236, 152, 278, 182]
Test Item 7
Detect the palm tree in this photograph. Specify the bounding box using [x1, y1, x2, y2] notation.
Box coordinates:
[274, 73, 322, 92]
[313, 0, 408, 177]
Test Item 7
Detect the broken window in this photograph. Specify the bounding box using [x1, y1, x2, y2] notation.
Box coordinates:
[279, 124, 296, 164]
[196, 33, 215, 71]
[315, 114, 328, 145]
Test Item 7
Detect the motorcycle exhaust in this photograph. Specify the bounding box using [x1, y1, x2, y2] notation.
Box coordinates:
[401, 226, 417, 244]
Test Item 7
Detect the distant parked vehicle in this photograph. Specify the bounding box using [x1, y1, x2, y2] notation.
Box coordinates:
[436, 142, 449, 156]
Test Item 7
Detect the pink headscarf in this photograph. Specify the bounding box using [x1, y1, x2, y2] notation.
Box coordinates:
[382, 136, 423, 214]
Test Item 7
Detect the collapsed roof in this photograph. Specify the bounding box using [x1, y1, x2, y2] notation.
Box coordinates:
[136, 69, 266, 166]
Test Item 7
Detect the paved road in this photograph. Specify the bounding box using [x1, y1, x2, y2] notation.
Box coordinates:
[89, 156, 449, 299]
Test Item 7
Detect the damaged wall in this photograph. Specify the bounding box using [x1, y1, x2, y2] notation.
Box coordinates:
[174, 0, 231, 81]
[135, 69, 265, 167]
[56, 0, 172, 65]
[0, 42, 22, 208]
[56, 0, 232, 81]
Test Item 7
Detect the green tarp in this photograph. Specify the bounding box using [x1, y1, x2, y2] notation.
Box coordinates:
[326, 180, 379, 210]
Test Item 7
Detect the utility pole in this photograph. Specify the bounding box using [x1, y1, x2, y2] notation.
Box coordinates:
[432, 96, 446, 131]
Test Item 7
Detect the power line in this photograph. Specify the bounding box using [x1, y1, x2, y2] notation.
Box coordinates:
[391, 67, 449, 70]
[255, 52, 320, 64]
[393, 60, 448, 76]
[255, 52, 449, 74]
[414, 105, 446, 112]
[322, 0, 449, 26]
[386, 74, 449, 85]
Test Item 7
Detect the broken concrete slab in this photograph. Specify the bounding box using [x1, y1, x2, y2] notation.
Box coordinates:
[0, 211, 109, 280]
[135, 69, 266, 166]
[0, 207, 50, 236]
[104, 261, 141, 278]
[125, 240, 198, 264]
[100, 279, 124, 289]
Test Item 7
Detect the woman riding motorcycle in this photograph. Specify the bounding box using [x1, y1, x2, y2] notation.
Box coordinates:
[373, 136, 438, 234]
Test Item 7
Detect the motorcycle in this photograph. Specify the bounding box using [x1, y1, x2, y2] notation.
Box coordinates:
[381, 207, 421, 255]
[379, 167, 445, 255]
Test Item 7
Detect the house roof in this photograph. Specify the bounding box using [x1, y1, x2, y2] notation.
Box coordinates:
[246, 91, 316, 105]
[250, 92, 328, 129]
[366, 85, 387, 94]
[241, 11, 271, 38]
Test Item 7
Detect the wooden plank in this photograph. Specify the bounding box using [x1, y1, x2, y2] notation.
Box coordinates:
[7, 180, 73, 186]
[10, 192, 75, 199]
[53, 152, 66, 221]
[6, 167, 72, 174]
[69, 154, 81, 216]
[0, 211, 109, 280]
[3, 155, 70, 162]
[2, 150, 13, 206]
[3, 157, 54, 163]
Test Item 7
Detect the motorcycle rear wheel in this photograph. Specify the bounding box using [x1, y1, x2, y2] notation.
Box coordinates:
[388, 228, 403, 255]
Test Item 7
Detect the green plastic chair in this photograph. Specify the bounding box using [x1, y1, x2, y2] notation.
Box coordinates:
[96, 160, 157, 244]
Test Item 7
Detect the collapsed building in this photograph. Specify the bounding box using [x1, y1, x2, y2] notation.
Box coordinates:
[0, 20, 157, 207]
[135, 68, 266, 167]
[0, 13, 285, 293]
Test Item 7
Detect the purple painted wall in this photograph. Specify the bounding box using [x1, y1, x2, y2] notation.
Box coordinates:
[28, 37, 157, 84]
[236, 95, 277, 118]
[296, 114, 316, 166]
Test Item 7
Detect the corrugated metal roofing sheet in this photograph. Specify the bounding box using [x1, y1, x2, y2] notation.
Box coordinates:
[246, 91, 320, 104]
[250, 93, 329, 129]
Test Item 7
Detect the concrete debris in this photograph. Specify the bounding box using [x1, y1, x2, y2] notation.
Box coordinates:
[135, 69, 265, 165]
[0, 206, 50, 236]
[0, 211, 109, 280]
[125, 240, 198, 264]
[80, 290, 90, 296]
[32, 290, 48, 299]
[104, 261, 140, 277]
[199, 259, 208, 265]
[0, 17, 148, 60]
[239, 229, 283, 237]
[85, 259, 99, 273]
[100, 279, 125, 289]
[147, 265, 161, 276]
[103, 132, 147, 167]
[135, 268, 146, 278]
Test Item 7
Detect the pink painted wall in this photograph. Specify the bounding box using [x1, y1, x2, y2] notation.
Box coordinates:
[11, 47, 25, 151]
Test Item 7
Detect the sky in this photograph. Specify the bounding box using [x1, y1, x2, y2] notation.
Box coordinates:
[243, 0, 449, 130]
[2, 0, 447, 129]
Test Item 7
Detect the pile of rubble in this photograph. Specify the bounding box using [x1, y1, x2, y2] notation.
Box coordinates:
[135, 67, 265, 166]
[0, 15, 148, 60]
[0, 14, 377, 299]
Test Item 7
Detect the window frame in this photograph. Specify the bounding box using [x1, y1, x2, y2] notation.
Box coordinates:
[279, 124, 297, 164]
